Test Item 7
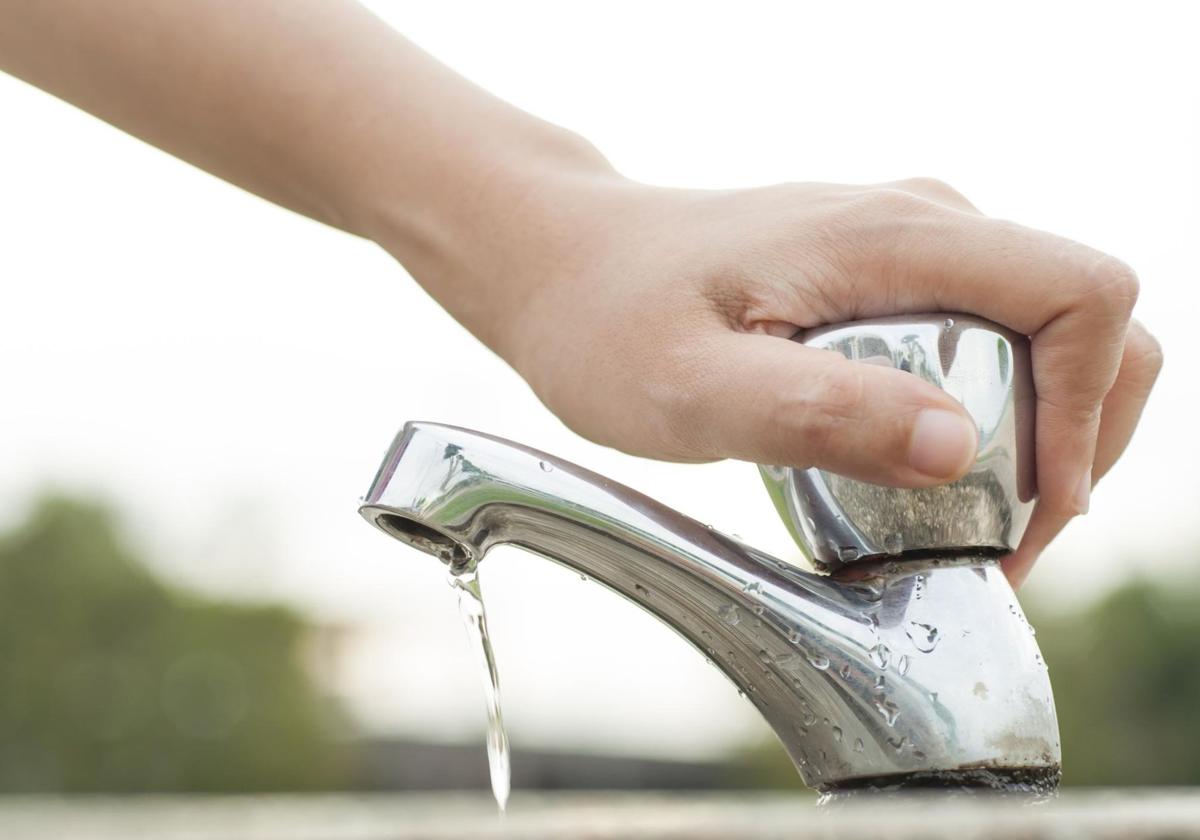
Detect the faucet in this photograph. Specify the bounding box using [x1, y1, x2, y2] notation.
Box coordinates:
[358, 314, 1061, 795]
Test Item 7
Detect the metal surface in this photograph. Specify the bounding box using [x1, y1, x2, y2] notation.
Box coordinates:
[760, 314, 1036, 571]
[359, 421, 1060, 790]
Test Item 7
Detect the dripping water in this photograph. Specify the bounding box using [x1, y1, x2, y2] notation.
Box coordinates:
[449, 568, 510, 814]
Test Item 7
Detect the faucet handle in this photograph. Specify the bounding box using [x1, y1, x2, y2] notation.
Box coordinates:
[760, 313, 1036, 571]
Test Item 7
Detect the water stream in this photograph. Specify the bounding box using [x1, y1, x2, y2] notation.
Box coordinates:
[449, 568, 511, 813]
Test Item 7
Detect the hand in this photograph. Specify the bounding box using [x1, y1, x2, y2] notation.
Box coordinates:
[2, 0, 1154, 585]
[491, 176, 1161, 586]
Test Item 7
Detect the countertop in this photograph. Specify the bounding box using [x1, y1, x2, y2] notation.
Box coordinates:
[3, 790, 1199, 839]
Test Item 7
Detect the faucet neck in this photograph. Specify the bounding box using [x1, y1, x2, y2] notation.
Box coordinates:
[361, 422, 1059, 790]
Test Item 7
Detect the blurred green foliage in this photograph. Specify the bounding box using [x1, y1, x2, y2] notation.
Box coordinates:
[1033, 577, 1200, 785]
[0, 495, 347, 792]
[4, 493, 1197, 793]
[736, 562, 1200, 789]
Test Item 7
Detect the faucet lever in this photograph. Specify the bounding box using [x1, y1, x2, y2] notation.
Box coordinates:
[761, 314, 1036, 572]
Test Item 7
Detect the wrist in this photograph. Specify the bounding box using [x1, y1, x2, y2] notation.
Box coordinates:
[367, 121, 627, 362]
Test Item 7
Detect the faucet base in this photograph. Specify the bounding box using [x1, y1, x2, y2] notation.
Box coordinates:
[817, 766, 1062, 803]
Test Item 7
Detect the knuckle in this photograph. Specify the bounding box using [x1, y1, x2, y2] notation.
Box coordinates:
[1084, 254, 1140, 316]
[773, 361, 867, 462]
[861, 187, 933, 216]
[896, 176, 966, 203]
[653, 351, 719, 456]
[1124, 321, 1164, 382]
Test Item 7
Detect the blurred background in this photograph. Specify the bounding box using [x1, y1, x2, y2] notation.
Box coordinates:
[0, 0, 1196, 794]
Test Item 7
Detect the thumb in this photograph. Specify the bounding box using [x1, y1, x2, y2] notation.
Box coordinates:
[685, 333, 978, 487]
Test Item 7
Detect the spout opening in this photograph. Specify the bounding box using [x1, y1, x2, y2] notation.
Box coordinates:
[374, 512, 472, 570]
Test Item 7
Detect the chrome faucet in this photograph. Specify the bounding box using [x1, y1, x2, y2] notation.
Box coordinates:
[359, 314, 1060, 795]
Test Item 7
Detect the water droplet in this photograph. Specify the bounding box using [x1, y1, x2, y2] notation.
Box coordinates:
[848, 578, 885, 603]
[704, 658, 712, 666]
[805, 651, 831, 671]
[717, 604, 741, 626]
[930, 691, 939, 704]
[794, 723, 809, 738]
[873, 697, 900, 726]
[832, 726, 843, 742]
[874, 674, 886, 691]
[538, 460, 553, 472]
[737, 690, 745, 698]
[743, 581, 762, 595]
[700, 630, 711, 640]
[897, 655, 910, 676]
[883, 533, 904, 555]
[854, 738, 865, 753]
[943, 318, 955, 330]
[870, 643, 891, 669]
[906, 622, 941, 653]
[887, 735, 907, 751]
[802, 708, 818, 727]
[913, 749, 927, 759]
[758, 649, 772, 665]
[838, 546, 860, 563]
[819, 749, 828, 762]
[579, 573, 589, 582]
[751, 604, 765, 616]
[839, 663, 851, 679]
[787, 629, 802, 644]
[634, 583, 650, 598]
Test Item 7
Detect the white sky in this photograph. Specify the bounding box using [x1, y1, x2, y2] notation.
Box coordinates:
[1, 1, 1196, 760]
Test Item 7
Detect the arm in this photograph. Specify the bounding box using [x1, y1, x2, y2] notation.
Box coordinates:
[0, 0, 1160, 585]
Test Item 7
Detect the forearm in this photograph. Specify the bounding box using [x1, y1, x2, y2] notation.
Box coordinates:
[0, 0, 615, 354]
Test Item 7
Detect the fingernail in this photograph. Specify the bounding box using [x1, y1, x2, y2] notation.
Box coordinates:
[1073, 468, 1092, 515]
[908, 409, 978, 479]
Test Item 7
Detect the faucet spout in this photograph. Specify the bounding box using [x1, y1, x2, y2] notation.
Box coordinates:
[360, 421, 1060, 792]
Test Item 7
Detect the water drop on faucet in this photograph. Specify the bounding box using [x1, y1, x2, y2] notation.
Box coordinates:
[804, 650, 831, 670]
[717, 604, 741, 626]
[906, 622, 941, 653]
[873, 697, 900, 726]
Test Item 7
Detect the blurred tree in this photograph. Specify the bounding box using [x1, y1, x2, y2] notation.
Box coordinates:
[0, 495, 347, 792]
[1030, 573, 1200, 786]
[733, 561, 1200, 789]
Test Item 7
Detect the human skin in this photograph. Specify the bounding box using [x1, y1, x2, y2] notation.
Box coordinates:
[0, 0, 1161, 586]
